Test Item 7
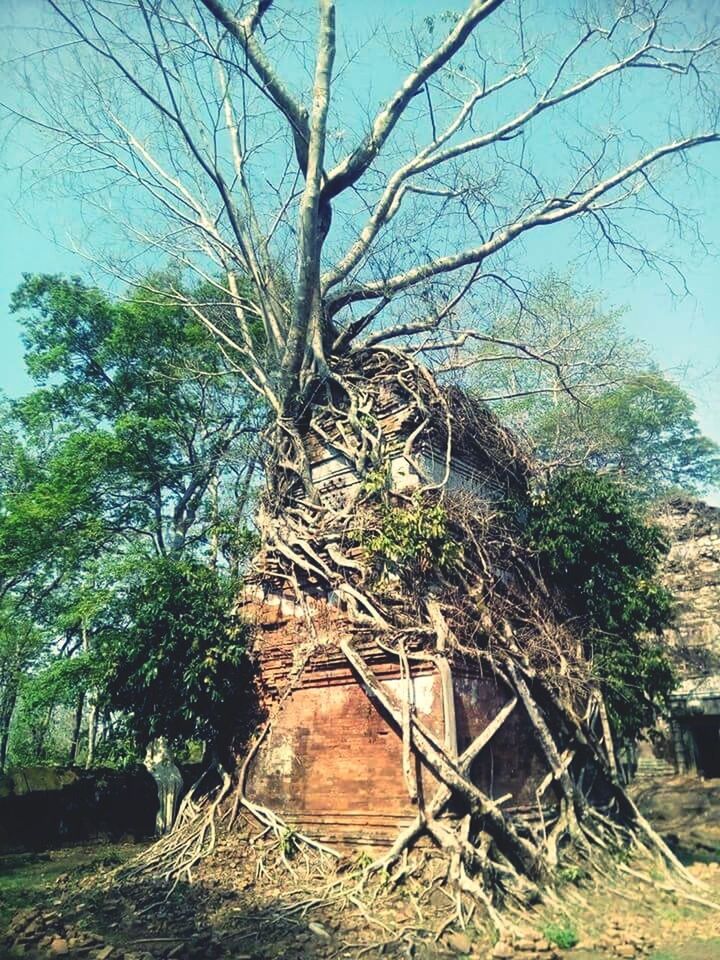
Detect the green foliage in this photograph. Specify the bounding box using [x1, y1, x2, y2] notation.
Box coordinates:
[8, 272, 263, 566]
[1, 271, 264, 767]
[280, 828, 298, 860]
[359, 463, 392, 499]
[471, 276, 719, 500]
[98, 556, 251, 747]
[542, 922, 579, 950]
[365, 494, 462, 587]
[556, 864, 587, 885]
[0, 606, 44, 769]
[527, 469, 675, 742]
[91, 716, 142, 769]
[534, 372, 720, 499]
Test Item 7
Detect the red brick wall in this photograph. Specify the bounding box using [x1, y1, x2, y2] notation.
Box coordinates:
[244, 601, 551, 845]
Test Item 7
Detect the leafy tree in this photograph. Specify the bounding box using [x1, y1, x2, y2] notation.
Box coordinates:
[471, 278, 719, 500]
[7, 653, 96, 767]
[0, 274, 263, 767]
[533, 373, 720, 499]
[10, 274, 263, 559]
[471, 277, 646, 419]
[97, 556, 251, 750]
[527, 470, 675, 742]
[0, 606, 43, 771]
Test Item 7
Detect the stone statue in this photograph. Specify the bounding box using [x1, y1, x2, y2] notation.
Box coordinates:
[144, 737, 183, 835]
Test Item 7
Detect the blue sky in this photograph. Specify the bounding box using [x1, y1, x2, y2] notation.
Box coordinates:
[1, 0, 718, 497]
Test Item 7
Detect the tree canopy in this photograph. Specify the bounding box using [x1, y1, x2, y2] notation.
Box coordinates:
[4, 1, 719, 419]
[97, 555, 250, 749]
[0, 274, 262, 769]
[527, 469, 676, 742]
[470, 278, 720, 499]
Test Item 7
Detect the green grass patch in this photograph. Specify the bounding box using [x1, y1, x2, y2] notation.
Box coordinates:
[543, 922, 580, 950]
[0, 843, 139, 931]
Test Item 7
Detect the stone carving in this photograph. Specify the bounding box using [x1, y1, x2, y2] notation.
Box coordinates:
[143, 737, 183, 835]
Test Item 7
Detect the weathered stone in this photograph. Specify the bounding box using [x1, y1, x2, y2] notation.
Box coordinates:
[616, 948, 636, 959]
[308, 922, 331, 940]
[446, 931, 473, 954]
[95, 946, 115, 960]
[490, 944, 514, 960]
[50, 939, 69, 956]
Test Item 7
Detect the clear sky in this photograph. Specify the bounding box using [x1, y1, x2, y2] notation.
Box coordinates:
[1, 0, 718, 498]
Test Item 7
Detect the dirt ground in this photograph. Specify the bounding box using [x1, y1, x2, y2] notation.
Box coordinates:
[2, 776, 720, 960]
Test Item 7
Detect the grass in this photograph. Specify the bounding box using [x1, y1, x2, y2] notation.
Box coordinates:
[543, 921, 580, 950]
[0, 843, 141, 932]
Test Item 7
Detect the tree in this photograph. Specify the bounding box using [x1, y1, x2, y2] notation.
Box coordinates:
[0, 274, 263, 768]
[534, 373, 720, 499]
[469, 276, 646, 415]
[0, 605, 43, 771]
[97, 555, 250, 751]
[469, 278, 720, 498]
[4, 0, 718, 912]
[10, 274, 263, 559]
[6, 651, 96, 768]
[526, 469, 676, 744]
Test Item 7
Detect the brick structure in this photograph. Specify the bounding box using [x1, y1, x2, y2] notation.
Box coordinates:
[243, 592, 548, 847]
[243, 369, 548, 846]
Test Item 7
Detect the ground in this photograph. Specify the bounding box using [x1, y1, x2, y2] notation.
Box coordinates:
[2, 777, 720, 960]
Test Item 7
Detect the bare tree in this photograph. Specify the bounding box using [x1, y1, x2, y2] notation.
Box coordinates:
[4, 0, 720, 918]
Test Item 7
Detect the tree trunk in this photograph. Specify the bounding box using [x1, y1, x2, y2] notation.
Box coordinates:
[85, 697, 98, 769]
[82, 622, 98, 769]
[0, 684, 18, 772]
[70, 689, 85, 765]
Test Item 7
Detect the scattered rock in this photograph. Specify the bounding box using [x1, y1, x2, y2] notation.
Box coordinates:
[96, 946, 115, 960]
[446, 931, 473, 954]
[490, 943, 514, 960]
[50, 938, 70, 956]
[308, 922, 331, 940]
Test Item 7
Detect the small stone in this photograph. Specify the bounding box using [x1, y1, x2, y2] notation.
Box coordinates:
[446, 931, 473, 954]
[616, 948, 636, 959]
[96, 947, 115, 960]
[50, 939, 69, 956]
[308, 922, 331, 940]
[517, 939, 538, 952]
[428, 888, 449, 909]
[491, 944, 514, 960]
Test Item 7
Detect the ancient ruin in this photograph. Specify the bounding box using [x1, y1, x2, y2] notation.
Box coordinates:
[655, 498, 720, 778]
[240, 355, 549, 847]
[127, 350, 695, 921]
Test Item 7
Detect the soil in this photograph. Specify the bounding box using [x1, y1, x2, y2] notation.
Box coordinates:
[2, 776, 720, 960]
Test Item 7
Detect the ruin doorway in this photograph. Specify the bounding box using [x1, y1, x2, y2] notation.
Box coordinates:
[688, 716, 720, 779]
